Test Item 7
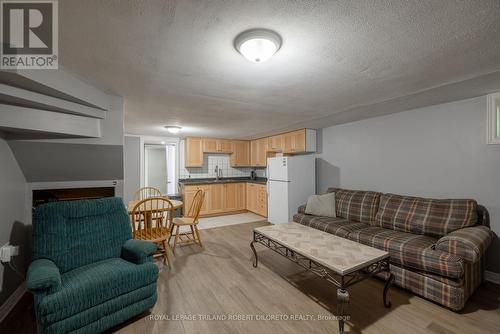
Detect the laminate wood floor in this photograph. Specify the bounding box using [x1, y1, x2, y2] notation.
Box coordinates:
[2, 221, 500, 334]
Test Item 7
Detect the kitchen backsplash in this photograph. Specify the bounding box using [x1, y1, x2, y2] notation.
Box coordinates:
[179, 154, 266, 179]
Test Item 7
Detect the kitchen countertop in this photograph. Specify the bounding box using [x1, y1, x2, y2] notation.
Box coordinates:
[179, 177, 267, 186]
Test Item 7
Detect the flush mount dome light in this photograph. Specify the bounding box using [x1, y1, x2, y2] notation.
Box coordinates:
[234, 29, 281, 63]
[164, 125, 181, 134]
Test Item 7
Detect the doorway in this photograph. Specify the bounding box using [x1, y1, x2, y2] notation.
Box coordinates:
[144, 144, 177, 195]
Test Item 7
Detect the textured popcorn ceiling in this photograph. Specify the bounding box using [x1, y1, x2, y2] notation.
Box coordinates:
[58, 0, 500, 139]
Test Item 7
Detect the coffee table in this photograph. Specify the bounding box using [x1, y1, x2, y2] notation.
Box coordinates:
[250, 223, 394, 334]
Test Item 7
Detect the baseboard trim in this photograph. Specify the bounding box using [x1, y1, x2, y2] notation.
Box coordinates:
[0, 282, 26, 323]
[485, 270, 500, 285]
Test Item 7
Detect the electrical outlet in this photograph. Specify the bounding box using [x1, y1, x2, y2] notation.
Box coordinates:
[0, 244, 19, 262]
[0, 244, 10, 262]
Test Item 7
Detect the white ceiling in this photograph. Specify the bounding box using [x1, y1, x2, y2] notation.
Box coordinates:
[59, 0, 500, 139]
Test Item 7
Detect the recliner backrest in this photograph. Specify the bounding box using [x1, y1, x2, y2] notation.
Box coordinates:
[33, 197, 131, 273]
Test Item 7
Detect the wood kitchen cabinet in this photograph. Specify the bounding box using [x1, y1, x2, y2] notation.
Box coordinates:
[230, 140, 251, 167]
[218, 140, 232, 153]
[267, 134, 283, 152]
[202, 138, 217, 153]
[250, 138, 268, 167]
[256, 184, 267, 217]
[185, 137, 203, 167]
[246, 183, 257, 213]
[250, 140, 259, 166]
[186, 129, 315, 169]
[183, 184, 210, 215]
[202, 138, 232, 153]
[283, 129, 315, 154]
[208, 183, 225, 214]
[246, 183, 267, 217]
[182, 183, 247, 217]
[224, 183, 246, 211]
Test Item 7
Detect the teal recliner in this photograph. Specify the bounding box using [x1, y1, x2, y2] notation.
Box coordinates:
[27, 198, 159, 334]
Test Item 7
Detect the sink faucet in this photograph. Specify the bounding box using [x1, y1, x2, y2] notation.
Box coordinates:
[215, 165, 223, 180]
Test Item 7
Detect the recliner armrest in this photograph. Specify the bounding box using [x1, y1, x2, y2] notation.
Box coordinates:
[122, 239, 157, 264]
[26, 259, 61, 294]
[435, 226, 491, 263]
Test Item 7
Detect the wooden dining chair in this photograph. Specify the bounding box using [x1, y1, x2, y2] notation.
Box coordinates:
[133, 187, 163, 200]
[130, 197, 174, 266]
[169, 189, 205, 255]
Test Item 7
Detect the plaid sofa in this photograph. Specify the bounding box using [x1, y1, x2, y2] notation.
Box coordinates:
[293, 188, 491, 311]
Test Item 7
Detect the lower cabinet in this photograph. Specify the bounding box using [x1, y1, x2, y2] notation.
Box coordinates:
[182, 182, 267, 217]
[209, 182, 225, 214]
[224, 183, 246, 211]
[182, 183, 247, 216]
[246, 183, 267, 217]
[183, 184, 211, 215]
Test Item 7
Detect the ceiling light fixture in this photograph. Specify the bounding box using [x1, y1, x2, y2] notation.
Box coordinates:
[164, 125, 181, 134]
[234, 29, 281, 63]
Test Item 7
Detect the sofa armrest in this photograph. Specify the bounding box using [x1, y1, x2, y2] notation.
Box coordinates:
[297, 204, 307, 214]
[26, 259, 61, 294]
[122, 239, 157, 264]
[435, 226, 491, 263]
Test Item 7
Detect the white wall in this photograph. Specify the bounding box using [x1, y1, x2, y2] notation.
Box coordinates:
[7, 94, 125, 183]
[0, 137, 27, 306]
[317, 96, 500, 272]
[39, 95, 125, 146]
[124, 136, 141, 203]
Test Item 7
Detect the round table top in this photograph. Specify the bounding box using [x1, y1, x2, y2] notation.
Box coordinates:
[127, 199, 183, 213]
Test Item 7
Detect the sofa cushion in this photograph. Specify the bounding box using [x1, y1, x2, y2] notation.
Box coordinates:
[305, 192, 336, 217]
[327, 188, 381, 224]
[347, 227, 464, 278]
[37, 258, 159, 325]
[375, 194, 478, 238]
[293, 213, 369, 238]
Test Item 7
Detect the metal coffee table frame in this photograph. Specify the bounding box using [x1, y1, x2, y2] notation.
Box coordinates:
[250, 230, 395, 334]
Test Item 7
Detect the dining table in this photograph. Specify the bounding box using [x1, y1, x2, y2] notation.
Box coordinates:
[127, 199, 183, 214]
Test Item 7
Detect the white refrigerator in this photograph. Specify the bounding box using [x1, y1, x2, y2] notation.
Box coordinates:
[267, 156, 315, 224]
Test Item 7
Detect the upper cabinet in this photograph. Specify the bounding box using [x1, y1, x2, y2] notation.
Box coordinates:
[202, 138, 217, 152]
[283, 129, 315, 154]
[185, 137, 204, 167]
[230, 140, 251, 167]
[218, 139, 232, 153]
[184, 129, 316, 168]
[267, 134, 283, 152]
[250, 138, 268, 167]
[202, 138, 232, 153]
[283, 129, 305, 153]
